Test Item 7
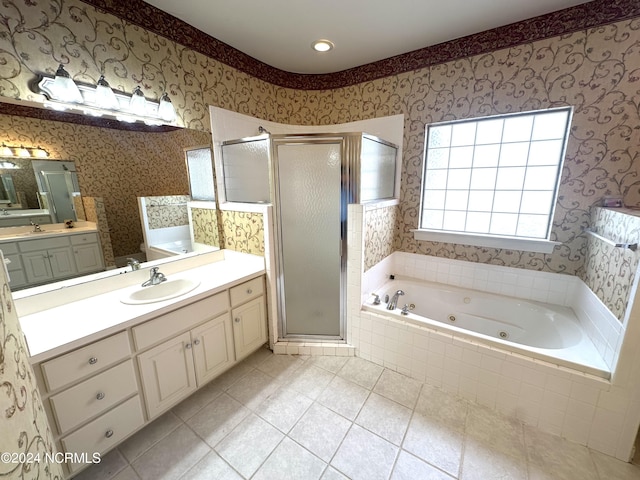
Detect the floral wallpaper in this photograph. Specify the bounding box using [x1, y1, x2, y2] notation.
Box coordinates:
[0, 0, 638, 280]
[82, 196, 115, 267]
[584, 207, 640, 321]
[191, 207, 220, 248]
[221, 210, 264, 256]
[0, 113, 211, 258]
[364, 205, 397, 271]
[0, 264, 63, 479]
[145, 195, 190, 229]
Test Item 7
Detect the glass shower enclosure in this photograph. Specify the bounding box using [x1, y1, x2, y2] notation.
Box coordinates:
[221, 132, 398, 342]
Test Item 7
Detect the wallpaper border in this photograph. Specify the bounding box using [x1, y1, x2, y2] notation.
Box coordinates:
[81, 0, 640, 90]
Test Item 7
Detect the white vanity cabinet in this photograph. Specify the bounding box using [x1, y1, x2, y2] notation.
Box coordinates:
[230, 276, 267, 360]
[0, 241, 27, 288]
[21, 239, 77, 284]
[71, 233, 104, 273]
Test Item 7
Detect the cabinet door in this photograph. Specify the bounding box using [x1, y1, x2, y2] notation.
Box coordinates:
[22, 251, 53, 283]
[191, 314, 235, 385]
[231, 296, 266, 361]
[74, 243, 104, 273]
[137, 332, 197, 419]
[48, 246, 77, 278]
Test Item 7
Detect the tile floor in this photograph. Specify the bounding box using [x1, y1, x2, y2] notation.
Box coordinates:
[75, 348, 640, 480]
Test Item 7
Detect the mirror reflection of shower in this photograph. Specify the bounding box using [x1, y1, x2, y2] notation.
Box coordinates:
[32, 160, 79, 222]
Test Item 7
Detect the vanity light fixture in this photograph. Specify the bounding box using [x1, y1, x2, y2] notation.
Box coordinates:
[312, 39, 335, 52]
[0, 143, 49, 159]
[36, 65, 177, 126]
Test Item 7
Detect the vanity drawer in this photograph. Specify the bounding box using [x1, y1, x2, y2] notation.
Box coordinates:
[0, 242, 19, 255]
[62, 395, 144, 472]
[19, 236, 70, 252]
[70, 233, 99, 245]
[133, 292, 229, 350]
[50, 360, 138, 434]
[41, 332, 131, 392]
[230, 276, 264, 307]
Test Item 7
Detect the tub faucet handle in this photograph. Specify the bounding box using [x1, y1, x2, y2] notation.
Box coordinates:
[371, 293, 381, 305]
[401, 303, 414, 316]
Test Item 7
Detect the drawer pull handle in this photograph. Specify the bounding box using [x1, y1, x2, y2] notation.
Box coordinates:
[185, 343, 192, 349]
[247, 288, 253, 294]
[193, 339, 201, 346]
[234, 318, 240, 323]
[105, 429, 114, 438]
[88, 357, 98, 365]
[96, 392, 105, 400]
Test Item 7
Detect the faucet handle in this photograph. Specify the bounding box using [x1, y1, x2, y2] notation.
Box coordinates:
[371, 293, 381, 305]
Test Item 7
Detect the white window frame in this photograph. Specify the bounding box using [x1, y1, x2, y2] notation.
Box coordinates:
[413, 107, 573, 253]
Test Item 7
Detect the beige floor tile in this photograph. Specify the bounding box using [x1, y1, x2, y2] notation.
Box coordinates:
[213, 361, 255, 390]
[321, 467, 349, 480]
[307, 355, 349, 373]
[252, 437, 326, 480]
[337, 356, 384, 389]
[180, 451, 243, 480]
[257, 352, 307, 379]
[355, 392, 412, 446]
[186, 393, 250, 448]
[171, 378, 224, 421]
[214, 414, 284, 478]
[591, 450, 640, 480]
[226, 368, 282, 410]
[287, 364, 334, 399]
[373, 369, 423, 409]
[255, 385, 313, 433]
[391, 450, 455, 480]
[460, 438, 527, 480]
[465, 402, 526, 460]
[111, 466, 141, 480]
[131, 424, 209, 480]
[331, 424, 399, 480]
[242, 346, 273, 367]
[289, 403, 352, 462]
[317, 375, 370, 420]
[403, 413, 464, 478]
[118, 411, 182, 463]
[414, 383, 468, 433]
[73, 448, 128, 480]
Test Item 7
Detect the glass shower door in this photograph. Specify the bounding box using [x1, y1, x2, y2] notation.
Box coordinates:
[275, 140, 344, 338]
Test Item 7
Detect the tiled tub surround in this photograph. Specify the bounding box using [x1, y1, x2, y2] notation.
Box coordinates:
[350, 252, 637, 460]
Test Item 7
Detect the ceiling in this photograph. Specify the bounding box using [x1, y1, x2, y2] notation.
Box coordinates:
[142, 0, 593, 74]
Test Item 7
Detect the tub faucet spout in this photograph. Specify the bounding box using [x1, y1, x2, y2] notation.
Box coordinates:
[387, 290, 405, 310]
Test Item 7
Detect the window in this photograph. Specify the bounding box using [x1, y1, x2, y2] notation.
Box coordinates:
[416, 107, 572, 252]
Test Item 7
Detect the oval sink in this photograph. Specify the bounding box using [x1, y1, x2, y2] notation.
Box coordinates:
[121, 278, 200, 305]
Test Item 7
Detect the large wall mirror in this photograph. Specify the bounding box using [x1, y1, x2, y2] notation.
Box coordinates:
[0, 100, 219, 291]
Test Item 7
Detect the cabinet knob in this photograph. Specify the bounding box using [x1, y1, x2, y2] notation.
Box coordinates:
[88, 357, 98, 365]
[185, 342, 192, 349]
[247, 288, 252, 294]
[234, 318, 240, 323]
[96, 392, 105, 400]
[193, 339, 201, 346]
[105, 429, 114, 438]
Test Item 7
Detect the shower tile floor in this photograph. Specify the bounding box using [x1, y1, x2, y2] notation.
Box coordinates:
[75, 349, 640, 480]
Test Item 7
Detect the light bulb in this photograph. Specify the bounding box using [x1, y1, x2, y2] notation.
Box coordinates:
[52, 64, 83, 103]
[158, 92, 176, 122]
[95, 75, 119, 110]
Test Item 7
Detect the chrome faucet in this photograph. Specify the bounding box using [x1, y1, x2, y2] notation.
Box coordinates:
[141, 267, 166, 287]
[127, 258, 140, 271]
[30, 221, 42, 232]
[387, 289, 405, 310]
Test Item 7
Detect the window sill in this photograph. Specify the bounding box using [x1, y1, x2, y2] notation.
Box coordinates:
[412, 229, 561, 254]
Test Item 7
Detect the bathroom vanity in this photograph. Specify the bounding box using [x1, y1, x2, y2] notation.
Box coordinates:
[0, 222, 104, 289]
[16, 250, 267, 476]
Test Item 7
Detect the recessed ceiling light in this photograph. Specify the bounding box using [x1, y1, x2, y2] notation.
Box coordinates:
[312, 39, 334, 52]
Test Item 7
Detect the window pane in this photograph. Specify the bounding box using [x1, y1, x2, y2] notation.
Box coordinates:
[468, 190, 494, 211]
[516, 214, 549, 238]
[470, 168, 497, 189]
[422, 209, 444, 229]
[521, 191, 553, 214]
[528, 140, 562, 166]
[493, 191, 522, 213]
[429, 125, 452, 148]
[445, 190, 469, 210]
[499, 142, 529, 167]
[503, 115, 534, 142]
[490, 213, 518, 235]
[466, 212, 491, 233]
[495, 167, 525, 190]
[443, 210, 466, 231]
[424, 169, 448, 189]
[447, 168, 471, 189]
[449, 146, 474, 168]
[424, 190, 446, 209]
[476, 119, 503, 145]
[474, 144, 501, 167]
[532, 111, 569, 140]
[451, 122, 477, 146]
[523, 166, 559, 190]
[427, 148, 450, 169]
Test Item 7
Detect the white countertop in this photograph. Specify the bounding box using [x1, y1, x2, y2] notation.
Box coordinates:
[18, 250, 265, 363]
[0, 221, 98, 242]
